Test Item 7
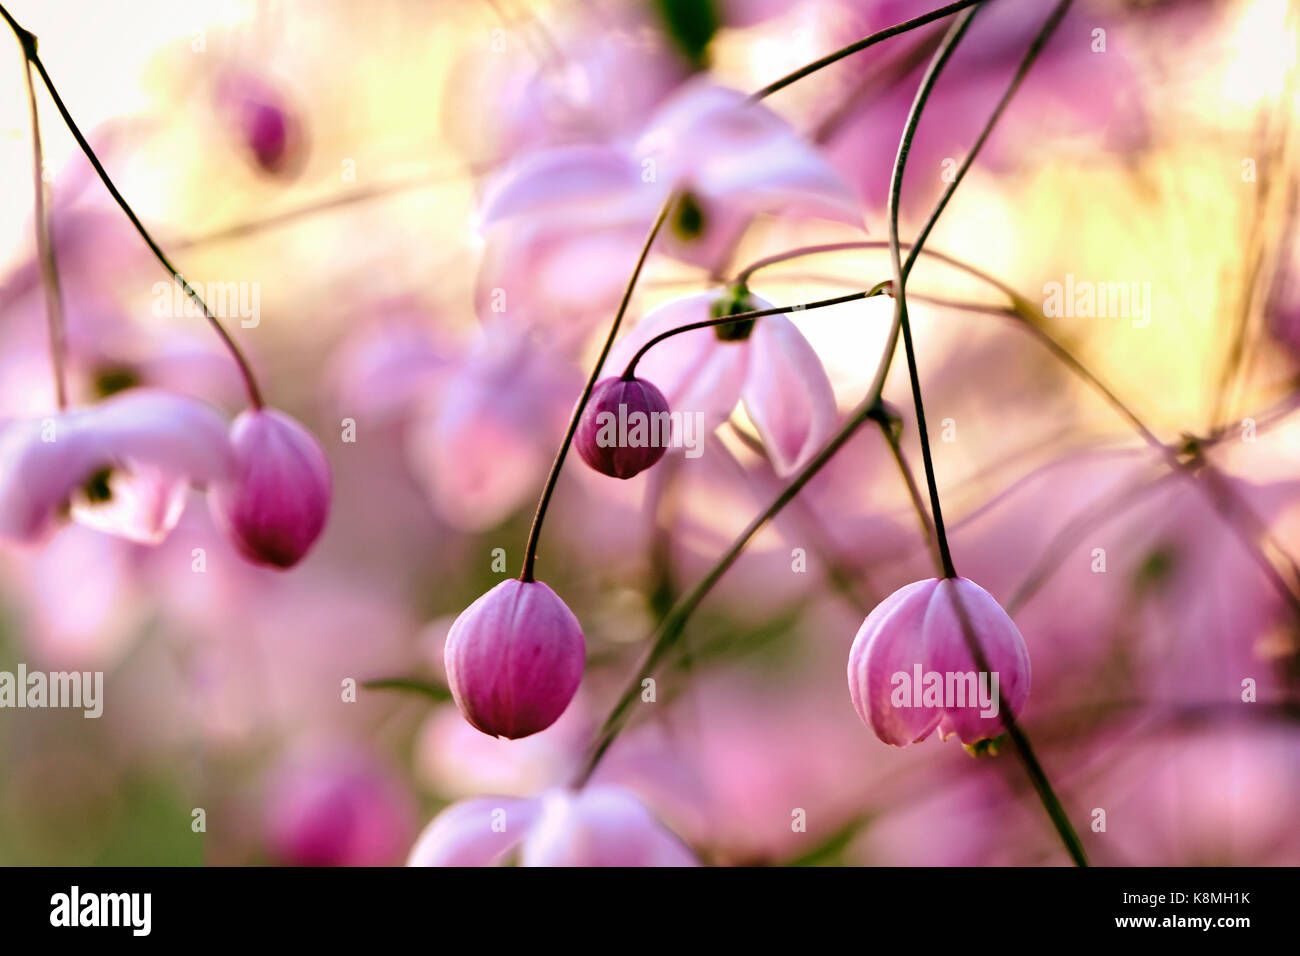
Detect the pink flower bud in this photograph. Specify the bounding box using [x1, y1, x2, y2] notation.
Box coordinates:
[209, 408, 332, 569]
[847, 577, 1030, 747]
[574, 376, 672, 479]
[444, 579, 585, 739]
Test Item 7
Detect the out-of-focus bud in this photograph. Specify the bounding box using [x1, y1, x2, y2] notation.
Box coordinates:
[209, 408, 332, 568]
[847, 577, 1030, 747]
[213, 68, 306, 177]
[574, 376, 672, 479]
[264, 752, 416, 867]
[444, 579, 585, 739]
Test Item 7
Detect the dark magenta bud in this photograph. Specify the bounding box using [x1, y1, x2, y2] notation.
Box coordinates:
[574, 376, 672, 479]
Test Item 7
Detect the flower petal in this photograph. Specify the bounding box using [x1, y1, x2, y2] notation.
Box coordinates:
[742, 312, 838, 475]
[604, 291, 748, 438]
[406, 796, 540, 866]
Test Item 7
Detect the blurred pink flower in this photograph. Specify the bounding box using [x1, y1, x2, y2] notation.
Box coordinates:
[406, 322, 574, 531]
[0, 388, 231, 545]
[475, 80, 862, 329]
[264, 749, 416, 867]
[407, 785, 696, 867]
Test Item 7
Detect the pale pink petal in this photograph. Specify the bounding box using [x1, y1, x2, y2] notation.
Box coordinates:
[521, 786, 698, 867]
[924, 578, 1031, 745]
[71, 465, 189, 544]
[637, 79, 863, 228]
[603, 291, 749, 436]
[848, 579, 944, 746]
[741, 312, 838, 475]
[0, 389, 230, 544]
[407, 797, 540, 867]
[479, 144, 656, 228]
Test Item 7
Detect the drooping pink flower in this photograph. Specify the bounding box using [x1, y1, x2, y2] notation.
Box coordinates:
[847, 577, 1031, 746]
[406, 785, 696, 867]
[603, 288, 839, 475]
[208, 408, 332, 568]
[575, 376, 673, 479]
[444, 579, 585, 740]
[0, 388, 232, 545]
[405, 322, 575, 531]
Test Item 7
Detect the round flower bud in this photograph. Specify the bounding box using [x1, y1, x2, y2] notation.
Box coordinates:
[847, 577, 1030, 747]
[209, 408, 332, 568]
[574, 376, 672, 479]
[444, 579, 585, 739]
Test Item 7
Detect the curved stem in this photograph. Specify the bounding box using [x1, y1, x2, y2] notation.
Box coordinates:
[19, 49, 67, 409]
[885, 7, 981, 580]
[621, 290, 872, 379]
[871, 407, 942, 576]
[519, 201, 671, 583]
[1, 4, 265, 409]
[748, 0, 982, 102]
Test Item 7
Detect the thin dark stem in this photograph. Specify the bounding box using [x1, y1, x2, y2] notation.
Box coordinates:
[885, 8, 982, 579]
[886, 0, 1087, 866]
[19, 50, 67, 409]
[578, 1, 982, 788]
[871, 408, 942, 576]
[621, 290, 871, 379]
[1, 3, 264, 408]
[519, 201, 671, 583]
[748, 0, 982, 101]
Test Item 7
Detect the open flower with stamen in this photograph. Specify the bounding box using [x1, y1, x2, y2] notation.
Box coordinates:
[475, 79, 862, 330]
[0, 388, 232, 545]
[603, 287, 838, 475]
[847, 577, 1031, 747]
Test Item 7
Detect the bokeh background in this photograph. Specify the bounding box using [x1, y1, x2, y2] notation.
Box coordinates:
[0, 0, 1298, 865]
